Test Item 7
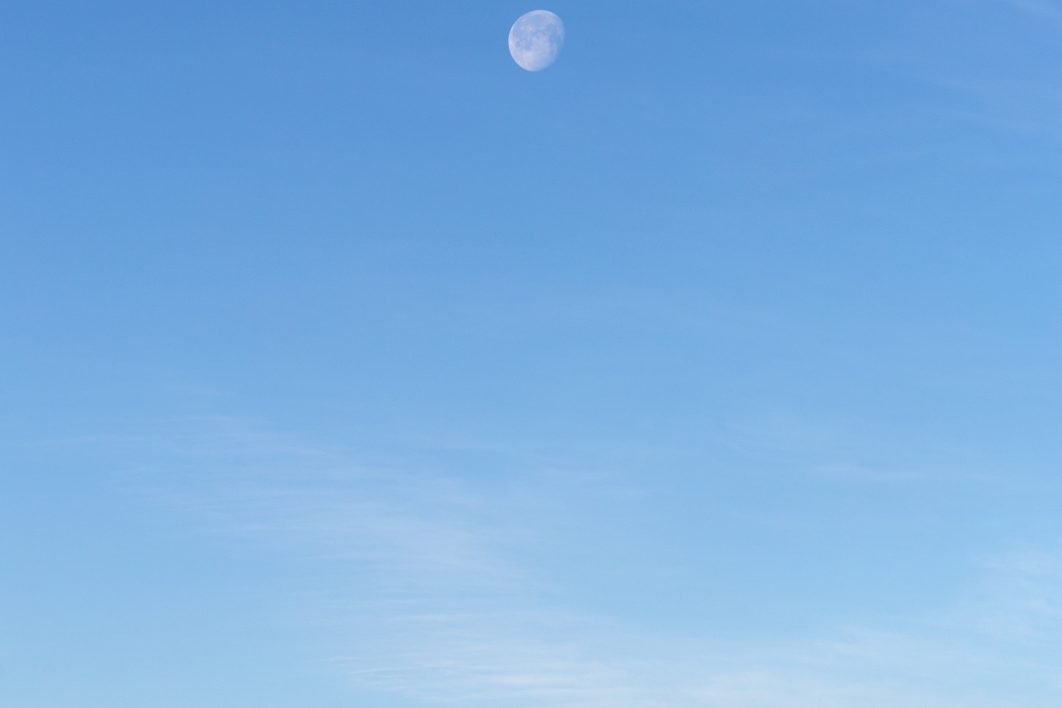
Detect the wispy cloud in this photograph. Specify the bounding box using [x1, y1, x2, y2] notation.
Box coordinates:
[90, 416, 1062, 707]
[1003, 0, 1062, 24]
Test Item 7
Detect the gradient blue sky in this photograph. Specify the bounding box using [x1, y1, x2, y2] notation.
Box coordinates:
[4, 1, 1062, 706]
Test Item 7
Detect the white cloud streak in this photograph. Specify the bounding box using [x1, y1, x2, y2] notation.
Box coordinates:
[96, 416, 1062, 707]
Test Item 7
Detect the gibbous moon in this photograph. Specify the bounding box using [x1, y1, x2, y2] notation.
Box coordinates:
[508, 10, 565, 72]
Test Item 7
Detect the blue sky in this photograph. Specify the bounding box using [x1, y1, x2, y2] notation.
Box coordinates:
[3, 1, 1062, 706]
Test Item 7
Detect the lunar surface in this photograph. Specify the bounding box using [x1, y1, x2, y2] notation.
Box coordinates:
[508, 10, 565, 72]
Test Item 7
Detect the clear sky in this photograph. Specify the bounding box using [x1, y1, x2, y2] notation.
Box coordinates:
[3, 1, 1062, 706]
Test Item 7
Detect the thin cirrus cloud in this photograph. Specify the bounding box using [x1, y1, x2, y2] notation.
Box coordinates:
[94, 415, 1062, 707]
[1003, 0, 1062, 23]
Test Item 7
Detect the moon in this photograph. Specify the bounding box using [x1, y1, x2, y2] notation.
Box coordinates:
[508, 10, 565, 72]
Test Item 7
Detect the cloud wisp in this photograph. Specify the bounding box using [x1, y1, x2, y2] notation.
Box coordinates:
[1003, 0, 1062, 24]
[95, 416, 1062, 707]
